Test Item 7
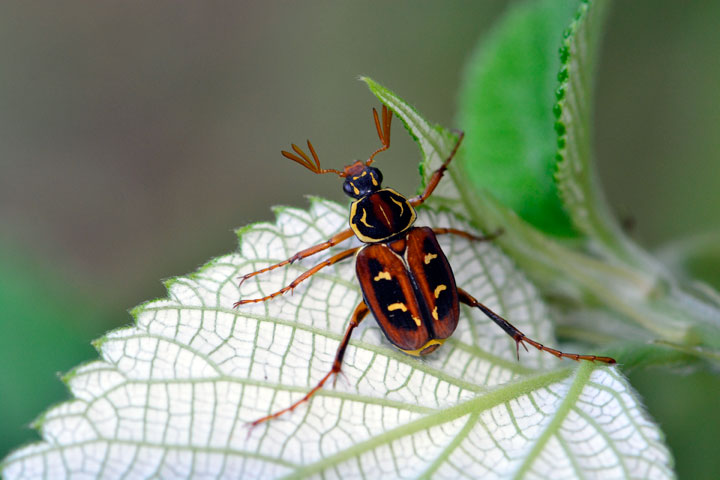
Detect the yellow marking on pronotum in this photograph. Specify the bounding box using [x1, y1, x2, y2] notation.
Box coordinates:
[400, 339, 446, 356]
[387, 302, 407, 312]
[434, 284, 446, 298]
[424, 253, 438, 264]
[359, 208, 372, 228]
[373, 271, 392, 281]
[432, 306, 439, 321]
[352, 184, 360, 196]
[390, 197, 404, 216]
[370, 172, 378, 186]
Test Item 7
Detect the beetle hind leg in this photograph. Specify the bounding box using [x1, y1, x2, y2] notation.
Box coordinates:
[247, 302, 370, 428]
[457, 288, 616, 364]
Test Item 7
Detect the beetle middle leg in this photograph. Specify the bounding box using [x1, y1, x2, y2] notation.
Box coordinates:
[457, 288, 616, 364]
[235, 246, 359, 306]
[248, 301, 370, 427]
[433, 227, 503, 243]
[237, 227, 354, 290]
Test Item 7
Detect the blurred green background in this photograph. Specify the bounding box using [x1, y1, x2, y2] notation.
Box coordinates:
[1, 1, 719, 477]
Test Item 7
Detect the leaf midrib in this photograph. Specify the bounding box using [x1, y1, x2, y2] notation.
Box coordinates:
[284, 367, 574, 479]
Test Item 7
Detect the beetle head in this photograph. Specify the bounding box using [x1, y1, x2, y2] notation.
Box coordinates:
[342, 161, 383, 199]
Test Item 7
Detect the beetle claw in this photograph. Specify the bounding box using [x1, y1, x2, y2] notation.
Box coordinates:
[333, 370, 348, 388]
[514, 336, 530, 361]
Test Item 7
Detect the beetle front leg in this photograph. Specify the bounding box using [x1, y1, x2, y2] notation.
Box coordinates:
[408, 131, 464, 208]
[457, 288, 616, 364]
[235, 247, 359, 306]
[248, 301, 370, 428]
[237, 227, 354, 288]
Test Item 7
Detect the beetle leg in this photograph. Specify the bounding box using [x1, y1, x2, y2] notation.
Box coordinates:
[237, 227, 354, 289]
[408, 131, 465, 207]
[457, 288, 616, 364]
[433, 227, 504, 243]
[248, 301, 370, 428]
[235, 247, 360, 306]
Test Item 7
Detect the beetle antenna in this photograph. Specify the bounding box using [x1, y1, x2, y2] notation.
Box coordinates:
[281, 140, 345, 177]
[366, 105, 392, 166]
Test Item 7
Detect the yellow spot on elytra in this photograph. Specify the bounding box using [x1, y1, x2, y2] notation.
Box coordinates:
[424, 253, 438, 264]
[390, 197, 404, 216]
[387, 302, 407, 312]
[434, 284, 446, 298]
[412, 315, 421, 327]
[373, 271, 391, 281]
[359, 208, 372, 228]
[432, 306, 439, 320]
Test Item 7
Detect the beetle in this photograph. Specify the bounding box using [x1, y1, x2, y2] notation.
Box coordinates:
[235, 105, 615, 426]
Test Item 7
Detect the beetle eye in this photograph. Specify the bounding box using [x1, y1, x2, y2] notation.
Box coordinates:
[343, 180, 357, 197]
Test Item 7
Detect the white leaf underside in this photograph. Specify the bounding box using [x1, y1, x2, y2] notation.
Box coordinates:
[3, 199, 671, 479]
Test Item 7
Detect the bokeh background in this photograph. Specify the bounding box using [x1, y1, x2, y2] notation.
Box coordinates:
[1, 1, 719, 477]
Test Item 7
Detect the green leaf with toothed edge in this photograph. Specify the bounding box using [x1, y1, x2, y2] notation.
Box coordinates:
[456, 0, 581, 237]
[553, 0, 657, 274]
[4, 88, 671, 479]
[553, 0, 616, 245]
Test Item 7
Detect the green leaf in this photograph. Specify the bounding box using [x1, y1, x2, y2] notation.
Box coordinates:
[457, 0, 581, 236]
[2, 196, 671, 478]
[449, 0, 720, 358]
[553, 0, 657, 274]
[553, 1, 614, 241]
[549, 0, 720, 354]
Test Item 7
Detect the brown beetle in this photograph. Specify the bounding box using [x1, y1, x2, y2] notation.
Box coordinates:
[235, 106, 615, 426]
